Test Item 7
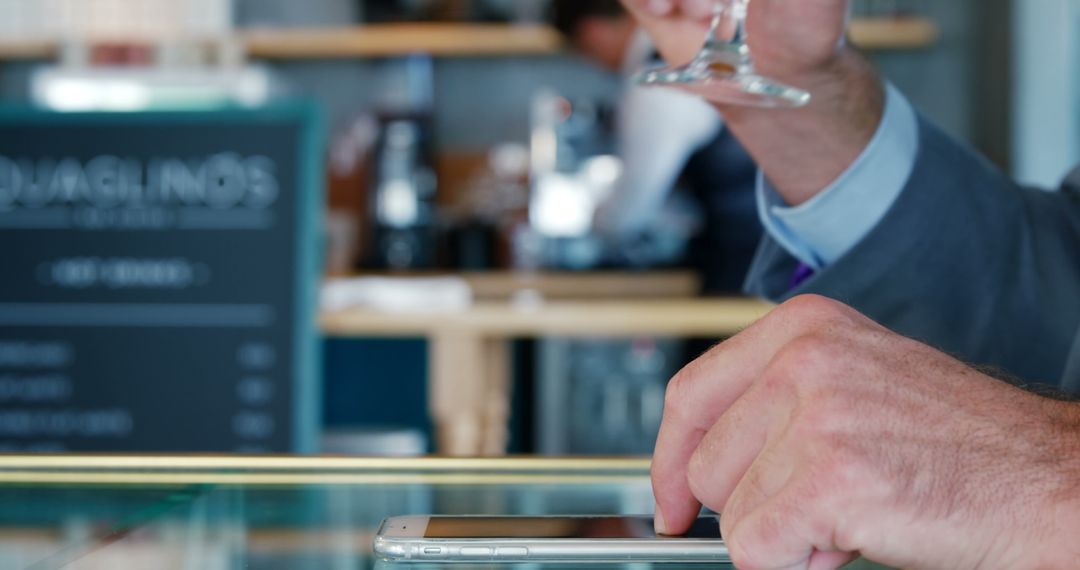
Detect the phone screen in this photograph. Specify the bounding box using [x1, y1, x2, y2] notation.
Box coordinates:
[422, 516, 720, 540]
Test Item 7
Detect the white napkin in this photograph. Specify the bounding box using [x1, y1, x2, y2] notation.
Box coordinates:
[321, 277, 473, 313]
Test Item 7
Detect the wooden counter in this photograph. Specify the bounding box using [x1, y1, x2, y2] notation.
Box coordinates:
[457, 271, 700, 301]
[322, 298, 771, 338]
[327, 270, 701, 302]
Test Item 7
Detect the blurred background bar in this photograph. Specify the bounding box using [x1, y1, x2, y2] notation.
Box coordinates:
[0, 0, 1073, 460]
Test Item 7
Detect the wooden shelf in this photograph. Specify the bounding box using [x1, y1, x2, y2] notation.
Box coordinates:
[0, 24, 563, 60]
[244, 23, 563, 59]
[849, 17, 939, 50]
[0, 39, 54, 60]
[0, 18, 937, 61]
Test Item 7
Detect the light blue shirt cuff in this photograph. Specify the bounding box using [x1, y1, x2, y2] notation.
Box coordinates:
[756, 83, 920, 270]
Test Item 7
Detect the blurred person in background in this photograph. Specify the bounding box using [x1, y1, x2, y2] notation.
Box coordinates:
[552, 0, 762, 294]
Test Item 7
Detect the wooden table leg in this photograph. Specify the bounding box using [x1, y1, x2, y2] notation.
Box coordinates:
[428, 330, 487, 456]
[479, 338, 512, 457]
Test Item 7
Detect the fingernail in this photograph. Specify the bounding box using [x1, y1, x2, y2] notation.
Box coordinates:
[654, 504, 670, 535]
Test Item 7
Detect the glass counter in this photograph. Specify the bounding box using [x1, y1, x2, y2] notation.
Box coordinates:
[0, 456, 889, 569]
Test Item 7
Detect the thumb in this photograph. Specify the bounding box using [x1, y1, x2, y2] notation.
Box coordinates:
[622, 0, 675, 18]
[621, 0, 715, 20]
[620, 0, 713, 66]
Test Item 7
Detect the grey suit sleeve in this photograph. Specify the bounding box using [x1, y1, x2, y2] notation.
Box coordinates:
[744, 116, 1080, 387]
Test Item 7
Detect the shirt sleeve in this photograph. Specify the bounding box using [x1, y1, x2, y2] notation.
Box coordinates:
[756, 82, 920, 269]
[594, 83, 724, 238]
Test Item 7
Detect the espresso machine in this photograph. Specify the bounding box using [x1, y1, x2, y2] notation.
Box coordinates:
[368, 55, 439, 270]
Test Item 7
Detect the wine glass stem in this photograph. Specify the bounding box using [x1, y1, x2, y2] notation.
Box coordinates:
[702, 0, 749, 60]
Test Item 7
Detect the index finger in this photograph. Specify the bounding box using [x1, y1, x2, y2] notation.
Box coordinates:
[621, 0, 715, 19]
[620, 0, 716, 66]
[650, 296, 845, 535]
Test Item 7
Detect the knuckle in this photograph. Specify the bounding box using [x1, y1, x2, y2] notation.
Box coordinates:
[778, 293, 842, 318]
[663, 371, 692, 414]
[719, 469, 768, 534]
[781, 293, 838, 313]
[788, 333, 843, 367]
[804, 444, 874, 508]
[790, 405, 866, 476]
[686, 448, 720, 508]
[649, 460, 663, 483]
[749, 479, 845, 558]
[789, 405, 826, 440]
[831, 449, 876, 496]
[719, 509, 738, 547]
[685, 456, 708, 503]
[757, 364, 802, 406]
[799, 457, 872, 553]
[686, 440, 709, 483]
[725, 511, 787, 570]
[776, 294, 862, 332]
[724, 529, 760, 569]
[832, 516, 868, 554]
[765, 333, 842, 391]
[789, 395, 845, 437]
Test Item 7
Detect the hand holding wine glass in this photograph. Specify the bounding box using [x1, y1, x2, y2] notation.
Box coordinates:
[621, 0, 885, 206]
[623, 0, 851, 107]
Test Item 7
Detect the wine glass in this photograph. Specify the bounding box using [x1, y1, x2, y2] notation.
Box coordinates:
[635, 0, 811, 108]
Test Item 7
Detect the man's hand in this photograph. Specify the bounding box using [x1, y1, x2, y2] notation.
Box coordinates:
[653, 295, 1080, 569]
[620, 0, 885, 206]
[622, 0, 848, 82]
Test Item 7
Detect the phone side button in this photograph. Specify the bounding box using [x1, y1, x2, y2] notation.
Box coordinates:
[459, 547, 493, 557]
[497, 547, 528, 557]
[422, 547, 442, 556]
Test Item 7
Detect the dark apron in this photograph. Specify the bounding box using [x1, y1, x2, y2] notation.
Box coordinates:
[641, 49, 762, 295]
[1061, 166, 1080, 395]
[679, 128, 763, 294]
[1062, 332, 1080, 396]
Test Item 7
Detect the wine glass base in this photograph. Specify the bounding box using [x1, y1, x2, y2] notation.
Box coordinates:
[635, 65, 811, 109]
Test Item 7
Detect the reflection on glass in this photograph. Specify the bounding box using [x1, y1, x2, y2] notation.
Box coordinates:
[373, 563, 731, 570]
[0, 469, 895, 569]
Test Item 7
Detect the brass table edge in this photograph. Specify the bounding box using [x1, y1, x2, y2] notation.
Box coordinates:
[0, 471, 652, 486]
[0, 455, 652, 473]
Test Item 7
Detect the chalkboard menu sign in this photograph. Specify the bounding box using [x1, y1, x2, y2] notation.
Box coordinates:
[0, 106, 323, 453]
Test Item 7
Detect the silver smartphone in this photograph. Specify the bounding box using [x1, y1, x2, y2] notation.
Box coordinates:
[374, 515, 728, 564]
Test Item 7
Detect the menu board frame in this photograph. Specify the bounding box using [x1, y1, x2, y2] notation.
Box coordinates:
[0, 103, 325, 453]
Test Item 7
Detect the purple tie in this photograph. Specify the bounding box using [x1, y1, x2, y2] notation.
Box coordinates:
[790, 263, 815, 290]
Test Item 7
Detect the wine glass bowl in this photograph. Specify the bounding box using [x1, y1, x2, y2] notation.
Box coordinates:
[634, 0, 811, 109]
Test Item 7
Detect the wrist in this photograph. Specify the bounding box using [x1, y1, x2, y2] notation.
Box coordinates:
[716, 49, 885, 206]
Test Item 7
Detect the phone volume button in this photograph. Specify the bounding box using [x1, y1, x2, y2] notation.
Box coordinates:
[422, 547, 442, 555]
[459, 547, 492, 557]
[497, 547, 528, 557]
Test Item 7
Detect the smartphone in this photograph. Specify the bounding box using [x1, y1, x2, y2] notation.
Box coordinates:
[374, 515, 728, 564]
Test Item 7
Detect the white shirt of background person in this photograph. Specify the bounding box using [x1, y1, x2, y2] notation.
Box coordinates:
[593, 31, 724, 246]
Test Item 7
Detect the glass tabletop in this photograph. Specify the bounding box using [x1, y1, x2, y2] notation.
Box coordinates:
[0, 456, 889, 570]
